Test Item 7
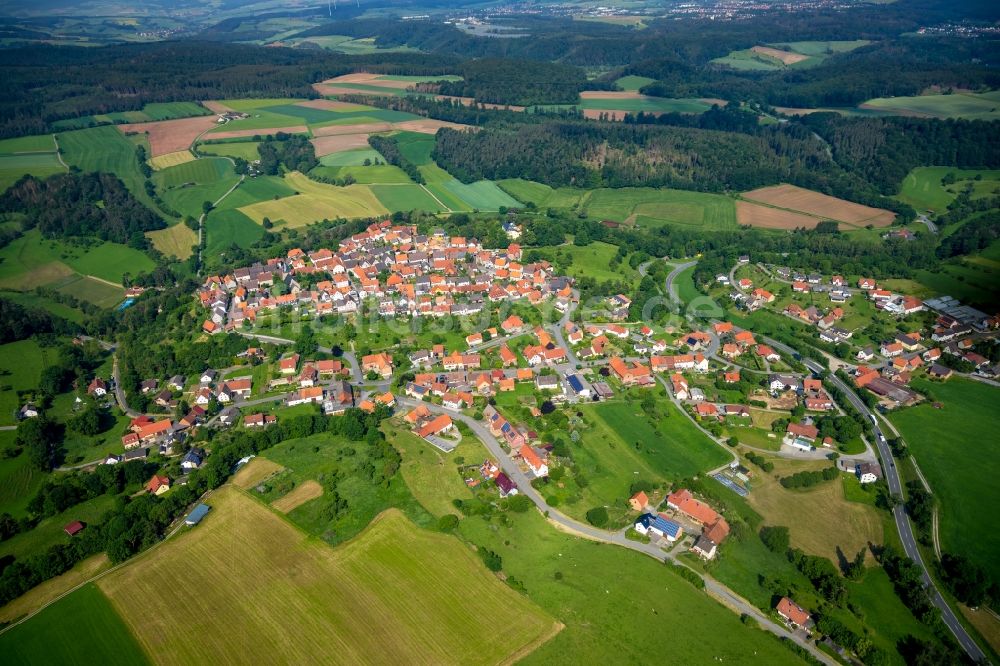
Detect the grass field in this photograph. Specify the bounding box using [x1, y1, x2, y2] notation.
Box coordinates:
[913, 252, 1000, 310]
[578, 96, 713, 114]
[615, 75, 656, 91]
[0, 494, 115, 561]
[0, 135, 58, 153]
[0, 289, 85, 323]
[455, 499, 802, 664]
[0, 583, 149, 666]
[889, 378, 1000, 585]
[238, 171, 387, 225]
[197, 141, 261, 161]
[773, 40, 871, 56]
[861, 90, 1000, 120]
[393, 131, 435, 165]
[417, 163, 521, 212]
[897, 166, 1000, 213]
[215, 175, 295, 211]
[0, 554, 111, 624]
[564, 394, 730, 522]
[0, 440, 45, 518]
[98, 486, 559, 665]
[154, 156, 234, 189]
[532, 241, 636, 283]
[0, 338, 48, 427]
[370, 184, 446, 213]
[497, 179, 586, 210]
[744, 457, 883, 564]
[57, 126, 166, 218]
[584, 187, 738, 229]
[392, 425, 475, 519]
[0, 150, 65, 192]
[0, 230, 151, 302]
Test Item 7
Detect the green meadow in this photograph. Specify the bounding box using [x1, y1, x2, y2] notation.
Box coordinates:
[890, 378, 1000, 585]
[0, 583, 149, 666]
[862, 90, 1000, 120]
[897, 166, 1000, 213]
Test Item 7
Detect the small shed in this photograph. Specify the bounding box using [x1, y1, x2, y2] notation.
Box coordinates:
[185, 504, 211, 526]
[64, 521, 85, 537]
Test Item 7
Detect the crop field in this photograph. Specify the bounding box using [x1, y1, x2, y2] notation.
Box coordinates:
[311, 133, 372, 156]
[712, 49, 788, 71]
[197, 141, 260, 161]
[417, 163, 519, 212]
[50, 101, 209, 131]
[744, 457, 883, 564]
[148, 150, 195, 170]
[147, 222, 196, 260]
[897, 166, 1000, 213]
[319, 147, 384, 166]
[239, 171, 388, 225]
[98, 486, 559, 666]
[750, 45, 810, 65]
[161, 176, 241, 219]
[742, 184, 895, 227]
[0, 583, 149, 666]
[204, 209, 264, 257]
[584, 187, 737, 229]
[154, 156, 233, 189]
[736, 200, 826, 229]
[119, 115, 219, 157]
[216, 175, 295, 210]
[208, 125, 309, 141]
[890, 378, 1000, 584]
[860, 90, 1000, 120]
[312, 164, 413, 184]
[370, 184, 446, 213]
[57, 126, 165, 216]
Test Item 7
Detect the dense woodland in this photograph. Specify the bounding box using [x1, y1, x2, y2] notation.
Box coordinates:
[436, 58, 589, 106]
[0, 172, 165, 246]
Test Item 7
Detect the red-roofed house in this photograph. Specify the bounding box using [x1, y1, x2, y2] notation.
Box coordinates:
[776, 597, 812, 630]
[146, 474, 170, 496]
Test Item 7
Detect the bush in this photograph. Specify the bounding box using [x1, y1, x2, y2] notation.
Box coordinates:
[586, 506, 609, 527]
[437, 514, 460, 532]
[759, 525, 790, 553]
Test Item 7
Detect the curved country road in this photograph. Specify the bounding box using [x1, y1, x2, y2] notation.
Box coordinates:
[396, 396, 836, 665]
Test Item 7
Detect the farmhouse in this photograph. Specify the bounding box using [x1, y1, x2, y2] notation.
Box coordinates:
[629, 491, 649, 512]
[856, 462, 882, 484]
[776, 597, 812, 631]
[784, 422, 818, 450]
[146, 475, 171, 496]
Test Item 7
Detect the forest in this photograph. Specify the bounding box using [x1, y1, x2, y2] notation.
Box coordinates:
[436, 58, 589, 106]
[0, 42, 459, 138]
[0, 172, 166, 246]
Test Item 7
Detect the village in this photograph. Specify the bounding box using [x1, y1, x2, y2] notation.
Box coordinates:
[20, 222, 996, 648]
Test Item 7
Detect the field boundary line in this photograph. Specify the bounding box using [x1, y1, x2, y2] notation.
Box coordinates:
[51, 134, 69, 170]
[419, 184, 451, 212]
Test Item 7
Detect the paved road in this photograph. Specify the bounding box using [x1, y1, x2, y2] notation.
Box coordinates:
[760, 338, 986, 663]
[918, 213, 938, 234]
[665, 260, 697, 306]
[395, 396, 835, 665]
